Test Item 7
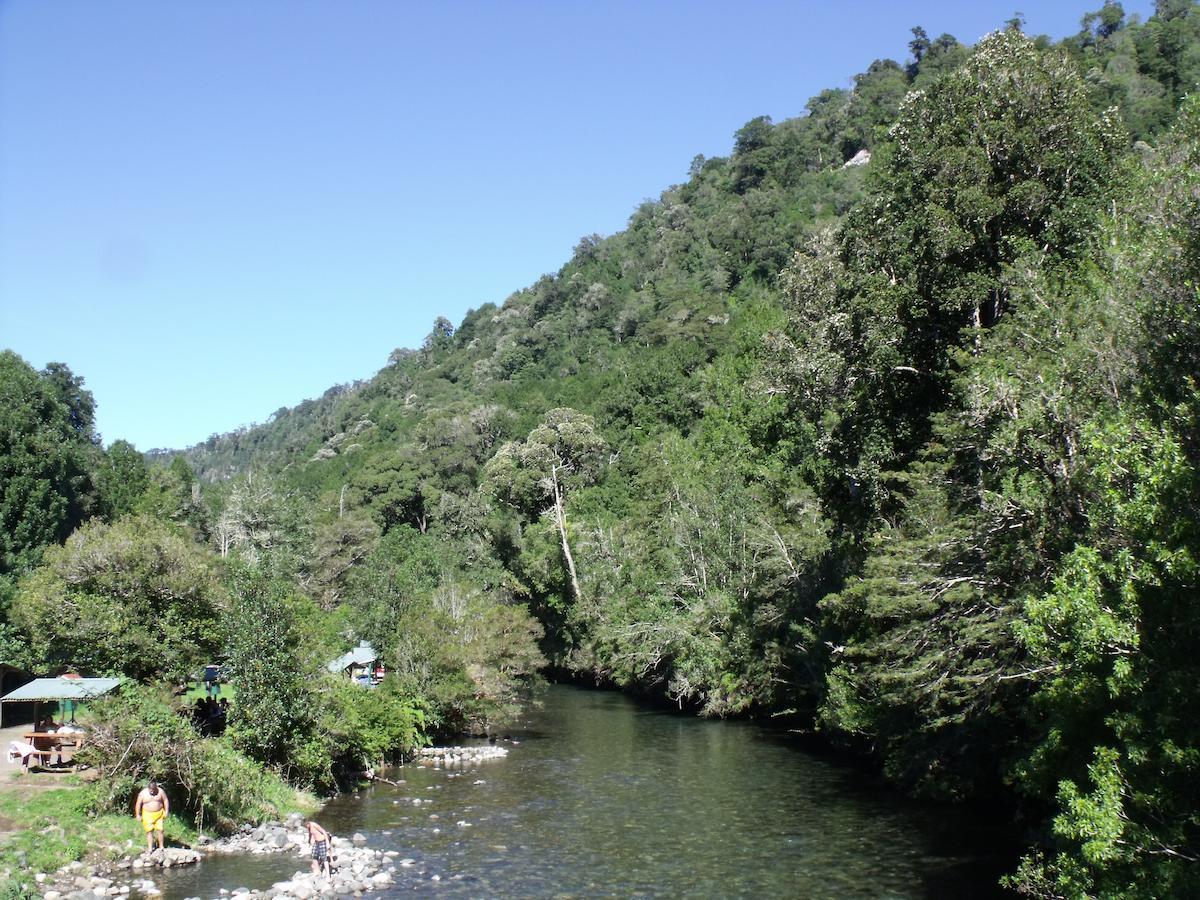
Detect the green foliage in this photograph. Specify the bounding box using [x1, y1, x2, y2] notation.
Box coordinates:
[8, 9, 1200, 897]
[221, 562, 320, 778]
[82, 682, 314, 834]
[1011, 401, 1200, 898]
[347, 528, 545, 734]
[97, 440, 149, 520]
[0, 352, 98, 576]
[320, 677, 426, 763]
[13, 515, 225, 681]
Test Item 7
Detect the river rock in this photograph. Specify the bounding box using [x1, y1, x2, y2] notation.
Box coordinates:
[416, 744, 509, 763]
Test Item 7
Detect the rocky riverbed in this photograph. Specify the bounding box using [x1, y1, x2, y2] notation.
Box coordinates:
[36, 814, 400, 900]
[32, 745, 513, 900]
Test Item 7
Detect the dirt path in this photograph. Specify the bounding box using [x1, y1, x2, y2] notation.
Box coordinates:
[0, 724, 82, 833]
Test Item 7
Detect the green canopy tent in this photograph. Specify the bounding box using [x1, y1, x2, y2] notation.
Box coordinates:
[0, 676, 121, 727]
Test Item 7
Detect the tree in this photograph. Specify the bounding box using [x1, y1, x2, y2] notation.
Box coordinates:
[0, 352, 98, 575]
[40, 361, 98, 445]
[222, 562, 317, 774]
[13, 515, 225, 681]
[98, 440, 149, 520]
[306, 513, 379, 609]
[483, 409, 608, 607]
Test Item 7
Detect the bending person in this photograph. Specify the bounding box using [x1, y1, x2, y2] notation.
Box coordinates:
[307, 820, 333, 877]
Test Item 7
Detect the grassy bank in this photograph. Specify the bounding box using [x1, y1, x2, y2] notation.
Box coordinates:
[0, 766, 315, 899]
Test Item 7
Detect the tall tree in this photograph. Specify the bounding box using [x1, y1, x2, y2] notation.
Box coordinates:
[483, 409, 607, 607]
[0, 352, 97, 575]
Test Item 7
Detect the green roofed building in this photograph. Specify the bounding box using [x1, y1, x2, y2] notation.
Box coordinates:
[0, 676, 122, 726]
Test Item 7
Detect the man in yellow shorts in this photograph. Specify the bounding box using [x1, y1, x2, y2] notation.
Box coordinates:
[134, 781, 169, 851]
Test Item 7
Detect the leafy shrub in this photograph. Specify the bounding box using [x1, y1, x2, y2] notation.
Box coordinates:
[82, 683, 313, 834]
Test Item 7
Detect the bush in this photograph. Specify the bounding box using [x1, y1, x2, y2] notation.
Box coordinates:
[81, 684, 313, 834]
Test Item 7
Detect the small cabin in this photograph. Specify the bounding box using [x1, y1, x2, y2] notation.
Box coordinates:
[327, 640, 383, 685]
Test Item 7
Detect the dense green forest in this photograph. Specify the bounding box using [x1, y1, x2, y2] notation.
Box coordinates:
[4, 3, 1200, 896]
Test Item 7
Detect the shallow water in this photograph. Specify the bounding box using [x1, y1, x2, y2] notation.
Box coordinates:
[158, 684, 1012, 898]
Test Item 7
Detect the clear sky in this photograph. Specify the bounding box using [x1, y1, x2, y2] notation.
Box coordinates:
[0, 0, 1153, 451]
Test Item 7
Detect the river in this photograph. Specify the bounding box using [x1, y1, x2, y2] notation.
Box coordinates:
[157, 684, 1013, 898]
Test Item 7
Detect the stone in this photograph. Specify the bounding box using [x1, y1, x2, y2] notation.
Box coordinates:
[399, 859, 415, 868]
[43, 892, 62, 900]
[350, 833, 366, 845]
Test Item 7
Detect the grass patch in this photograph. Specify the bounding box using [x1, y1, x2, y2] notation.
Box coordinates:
[179, 682, 237, 704]
[0, 778, 194, 894]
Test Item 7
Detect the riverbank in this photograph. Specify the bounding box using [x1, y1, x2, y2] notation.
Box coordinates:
[9, 744, 513, 900]
[30, 815, 404, 900]
[9, 687, 1016, 898]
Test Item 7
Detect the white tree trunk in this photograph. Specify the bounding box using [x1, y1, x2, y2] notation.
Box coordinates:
[550, 465, 583, 606]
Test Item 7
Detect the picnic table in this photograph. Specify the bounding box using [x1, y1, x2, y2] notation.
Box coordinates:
[17, 731, 86, 770]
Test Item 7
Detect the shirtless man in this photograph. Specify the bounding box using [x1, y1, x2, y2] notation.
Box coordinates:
[306, 820, 333, 877]
[134, 782, 169, 851]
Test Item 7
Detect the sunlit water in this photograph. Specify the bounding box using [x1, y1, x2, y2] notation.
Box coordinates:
[158, 684, 1012, 898]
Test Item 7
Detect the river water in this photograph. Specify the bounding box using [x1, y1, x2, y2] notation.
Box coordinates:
[158, 684, 1012, 898]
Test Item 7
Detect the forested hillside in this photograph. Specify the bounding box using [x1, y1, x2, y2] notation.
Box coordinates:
[5, 4, 1200, 897]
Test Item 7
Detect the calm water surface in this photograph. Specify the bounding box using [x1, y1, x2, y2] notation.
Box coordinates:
[159, 685, 1011, 898]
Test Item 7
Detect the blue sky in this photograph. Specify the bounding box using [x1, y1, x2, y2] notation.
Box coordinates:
[0, 0, 1152, 451]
